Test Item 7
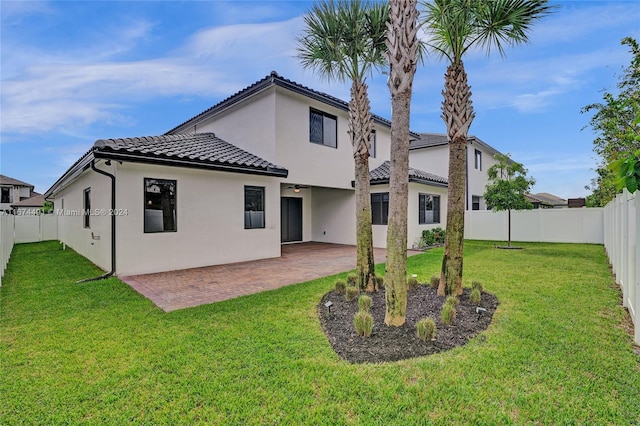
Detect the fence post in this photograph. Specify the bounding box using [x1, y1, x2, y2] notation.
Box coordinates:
[634, 192, 640, 345]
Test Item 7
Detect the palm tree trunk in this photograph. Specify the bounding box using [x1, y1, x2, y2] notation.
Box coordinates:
[384, 0, 418, 326]
[349, 80, 376, 292]
[439, 60, 474, 297]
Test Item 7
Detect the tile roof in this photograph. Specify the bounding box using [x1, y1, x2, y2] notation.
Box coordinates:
[166, 71, 419, 138]
[370, 161, 448, 187]
[11, 193, 45, 207]
[0, 174, 33, 187]
[410, 132, 502, 157]
[93, 133, 288, 177]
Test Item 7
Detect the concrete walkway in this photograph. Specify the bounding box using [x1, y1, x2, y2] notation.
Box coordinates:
[121, 242, 420, 312]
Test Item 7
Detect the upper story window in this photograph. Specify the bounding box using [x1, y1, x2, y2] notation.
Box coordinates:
[244, 186, 265, 229]
[419, 193, 440, 224]
[369, 129, 376, 158]
[472, 195, 481, 211]
[144, 178, 177, 233]
[83, 188, 91, 228]
[371, 192, 389, 225]
[310, 108, 337, 148]
[1, 187, 11, 204]
[474, 149, 482, 170]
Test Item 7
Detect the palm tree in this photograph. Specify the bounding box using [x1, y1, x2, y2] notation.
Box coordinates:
[298, 0, 388, 292]
[420, 0, 551, 296]
[384, 0, 419, 326]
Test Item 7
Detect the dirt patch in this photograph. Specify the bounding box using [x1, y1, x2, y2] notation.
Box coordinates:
[318, 285, 499, 363]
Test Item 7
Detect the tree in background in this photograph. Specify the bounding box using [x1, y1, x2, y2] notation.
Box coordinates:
[420, 0, 551, 296]
[384, 0, 419, 326]
[484, 153, 535, 247]
[583, 37, 640, 205]
[298, 0, 388, 291]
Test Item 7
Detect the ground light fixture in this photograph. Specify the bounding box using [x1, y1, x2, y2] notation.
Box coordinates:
[324, 300, 333, 313]
[476, 306, 487, 321]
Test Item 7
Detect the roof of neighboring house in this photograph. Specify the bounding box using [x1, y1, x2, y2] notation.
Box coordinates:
[45, 133, 288, 198]
[11, 193, 45, 208]
[531, 192, 567, 206]
[369, 161, 448, 187]
[166, 71, 419, 138]
[409, 132, 503, 157]
[0, 174, 34, 188]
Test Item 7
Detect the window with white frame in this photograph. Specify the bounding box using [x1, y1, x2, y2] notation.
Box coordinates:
[144, 178, 177, 233]
[474, 149, 482, 170]
[244, 186, 265, 229]
[309, 108, 337, 148]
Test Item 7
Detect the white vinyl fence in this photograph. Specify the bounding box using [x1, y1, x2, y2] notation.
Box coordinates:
[0, 214, 58, 286]
[464, 208, 604, 244]
[603, 189, 639, 345]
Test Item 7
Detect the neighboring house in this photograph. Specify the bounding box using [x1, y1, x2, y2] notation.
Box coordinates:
[0, 174, 35, 212]
[529, 192, 568, 208]
[409, 133, 504, 211]
[45, 72, 448, 276]
[11, 193, 46, 215]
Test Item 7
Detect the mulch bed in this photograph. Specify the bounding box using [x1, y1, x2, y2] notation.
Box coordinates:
[318, 285, 499, 364]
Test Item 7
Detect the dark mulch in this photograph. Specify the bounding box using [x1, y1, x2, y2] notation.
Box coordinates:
[318, 285, 499, 364]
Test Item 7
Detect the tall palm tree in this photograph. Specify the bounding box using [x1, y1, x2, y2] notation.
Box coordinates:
[384, 0, 419, 326]
[420, 0, 551, 296]
[298, 0, 388, 292]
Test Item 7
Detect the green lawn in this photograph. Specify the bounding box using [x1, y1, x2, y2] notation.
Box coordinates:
[1, 241, 639, 424]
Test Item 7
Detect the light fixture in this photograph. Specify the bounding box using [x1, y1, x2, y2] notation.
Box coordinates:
[324, 300, 333, 313]
[293, 186, 301, 193]
[475, 306, 487, 321]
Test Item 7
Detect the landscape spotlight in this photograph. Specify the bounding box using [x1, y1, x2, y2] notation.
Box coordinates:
[475, 306, 487, 321]
[324, 300, 333, 313]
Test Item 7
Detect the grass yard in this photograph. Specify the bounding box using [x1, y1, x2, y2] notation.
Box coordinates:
[1, 240, 639, 424]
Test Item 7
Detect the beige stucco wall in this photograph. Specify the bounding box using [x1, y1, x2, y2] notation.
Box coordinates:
[311, 187, 356, 245]
[114, 162, 282, 276]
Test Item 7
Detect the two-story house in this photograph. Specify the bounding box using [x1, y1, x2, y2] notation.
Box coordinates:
[0, 175, 35, 212]
[44, 72, 448, 276]
[409, 133, 505, 211]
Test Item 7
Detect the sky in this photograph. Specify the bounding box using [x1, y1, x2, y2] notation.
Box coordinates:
[1, 1, 639, 199]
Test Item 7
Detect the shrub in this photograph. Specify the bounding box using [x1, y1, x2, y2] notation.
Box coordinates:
[470, 288, 482, 304]
[420, 227, 446, 247]
[335, 280, 346, 294]
[346, 273, 357, 287]
[345, 286, 359, 301]
[408, 276, 419, 291]
[441, 302, 456, 325]
[430, 275, 439, 288]
[416, 317, 437, 341]
[375, 276, 385, 289]
[445, 296, 459, 306]
[353, 311, 373, 337]
[358, 295, 372, 312]
[472, 280, 484, 292]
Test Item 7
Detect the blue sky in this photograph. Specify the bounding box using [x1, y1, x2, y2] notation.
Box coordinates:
[1, 1, 639, 198]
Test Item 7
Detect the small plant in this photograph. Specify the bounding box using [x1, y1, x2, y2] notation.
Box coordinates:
[472, 280, 484, 292]
[358, 295, 372, 312]
[441, 302, 456, 325]
[445, 296, 459, 306]
[353, 311, 373, 337]
[346, 273, 357, 287]
[419, 227, 446, 247]
[430, 275, 439, 288]
[335, 280, 346, 294]
[408, 276, 419, 291]
[375, 276, 384, 289]
[345, 286, 359, 301]
[416, 317, 437, 341]
[470, 288, 482, 304]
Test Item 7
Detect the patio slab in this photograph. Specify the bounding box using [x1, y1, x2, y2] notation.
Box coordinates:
[120, 242, 421, 312]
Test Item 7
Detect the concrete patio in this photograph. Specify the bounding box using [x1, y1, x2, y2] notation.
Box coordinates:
[120, 242, 420, 311]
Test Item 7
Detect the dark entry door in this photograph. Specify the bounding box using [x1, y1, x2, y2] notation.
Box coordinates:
[281, 197, 303, 243]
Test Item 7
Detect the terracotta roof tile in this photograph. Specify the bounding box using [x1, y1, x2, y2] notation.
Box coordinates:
[370, 161, 448, 186]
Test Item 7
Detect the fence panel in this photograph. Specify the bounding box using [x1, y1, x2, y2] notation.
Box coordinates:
[0, 213, 15, 286]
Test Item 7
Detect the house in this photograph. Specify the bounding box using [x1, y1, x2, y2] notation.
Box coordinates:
[409, 133, 505, 211]
[44, 72, 448, 276]
[529, 192, 568, 208]
[11, 193, 46, 215]
[1, 174, 35, 212]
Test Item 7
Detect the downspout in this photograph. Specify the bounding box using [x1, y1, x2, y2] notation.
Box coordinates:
[77, 159, 116, 283]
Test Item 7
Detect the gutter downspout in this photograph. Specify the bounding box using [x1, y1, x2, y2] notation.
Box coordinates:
[77, 160, 116, 283]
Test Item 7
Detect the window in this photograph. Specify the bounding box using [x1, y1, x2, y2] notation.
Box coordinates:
[371, 192, 389, 225]
[474, 149, 482, 170]
[83, 188, 91, 228]
[472, 195, 481, 210]
[1, 187, 10, 204]
[369, 130, 376, 158]
[309, 108, 337, 148]
[144, 178, 177, 233]
[418, 193, 440, 224]
[244, 186, 265, 229]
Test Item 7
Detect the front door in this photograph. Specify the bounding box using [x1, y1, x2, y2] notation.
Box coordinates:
[281, 197, 302, 243]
